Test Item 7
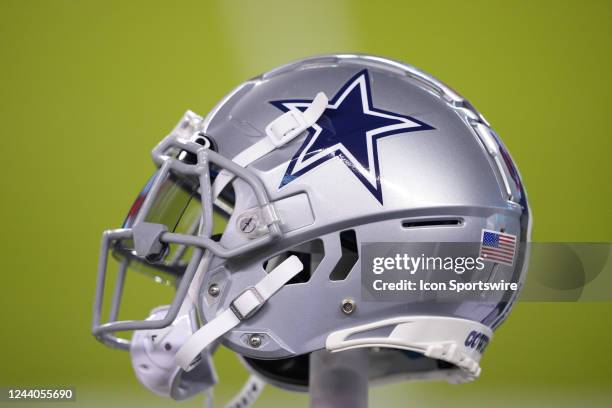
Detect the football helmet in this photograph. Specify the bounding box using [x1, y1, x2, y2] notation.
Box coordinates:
[92, 54, 530, 403]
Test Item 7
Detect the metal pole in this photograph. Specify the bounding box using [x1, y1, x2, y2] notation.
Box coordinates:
[309, 349, 369, 408]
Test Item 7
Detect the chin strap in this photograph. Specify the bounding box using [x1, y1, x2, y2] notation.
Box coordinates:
[184, 95, 325, 401]
[176, 255, 304, 371]
[212, 92, 328, 198]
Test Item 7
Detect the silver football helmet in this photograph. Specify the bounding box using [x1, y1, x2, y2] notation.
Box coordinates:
[92, 54, 530, 402]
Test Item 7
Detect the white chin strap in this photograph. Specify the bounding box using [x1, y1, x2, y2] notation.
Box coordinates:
[176, 255, 304, 371]
[212, 92, 328, 197]
[176, 93, 325, 402]
[177, 93, 327, 370]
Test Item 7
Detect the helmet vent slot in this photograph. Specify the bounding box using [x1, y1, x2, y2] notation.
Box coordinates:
[263, 239, 324, 285]
[402, 219, 462, 229]
[329, 230, 359, 281]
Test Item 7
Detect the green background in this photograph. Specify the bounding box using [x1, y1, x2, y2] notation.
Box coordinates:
[1, 0, 611, 406]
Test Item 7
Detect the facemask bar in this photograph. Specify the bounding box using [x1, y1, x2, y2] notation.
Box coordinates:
[92, 132, 283, 350]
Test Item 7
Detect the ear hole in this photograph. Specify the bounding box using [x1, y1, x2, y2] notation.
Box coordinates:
[263, 239, 324, 284]
[329, 230, 359, 281]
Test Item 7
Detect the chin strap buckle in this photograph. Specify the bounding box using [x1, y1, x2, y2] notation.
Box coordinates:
[211, 92, 328, 200]
[265, 92, 328, 146]
[266, 109, 307, 146]
[229, 287, 265, 320]
[175, 255, 303, 371]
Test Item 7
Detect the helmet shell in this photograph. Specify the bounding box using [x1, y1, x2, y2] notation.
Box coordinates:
[198, 54, 530, 363]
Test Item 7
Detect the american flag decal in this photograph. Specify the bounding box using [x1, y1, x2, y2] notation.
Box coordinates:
[479, 229, 517, 266]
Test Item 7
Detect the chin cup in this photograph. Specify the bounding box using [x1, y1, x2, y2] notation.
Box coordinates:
[130, 306, 217, 400]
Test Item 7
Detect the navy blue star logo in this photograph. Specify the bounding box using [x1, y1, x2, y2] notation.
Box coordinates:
[270, 69, 434, 204]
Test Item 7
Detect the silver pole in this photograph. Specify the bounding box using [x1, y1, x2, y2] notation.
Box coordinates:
[309, 349, 369, 408]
